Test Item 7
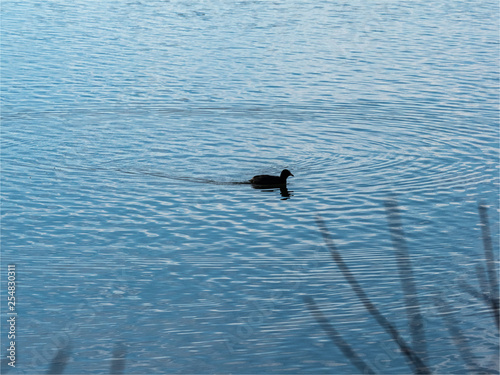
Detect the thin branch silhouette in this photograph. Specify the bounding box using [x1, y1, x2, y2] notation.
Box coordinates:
[110, 342, 127, 375]
[458, 278, 496, 308]
[478, 204, 499, 329]
[303, 295, 376, 374]
[433, 295, 497, 374]
[316, 214, 431, 375]
[46, 344, 71, 375]
[385, 196, 427, 366]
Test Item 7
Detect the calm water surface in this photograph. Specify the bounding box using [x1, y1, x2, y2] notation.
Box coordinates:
[2, 1, 499, 374]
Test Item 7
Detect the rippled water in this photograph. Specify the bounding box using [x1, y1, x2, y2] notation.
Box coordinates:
[2, 1, 499, 374]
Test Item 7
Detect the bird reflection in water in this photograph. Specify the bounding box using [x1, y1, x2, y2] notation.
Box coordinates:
[252, 186, 293, 200]
[280, 186, 292, 200]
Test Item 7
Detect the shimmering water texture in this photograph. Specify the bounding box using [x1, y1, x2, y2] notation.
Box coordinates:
[2, 0, 499, 374]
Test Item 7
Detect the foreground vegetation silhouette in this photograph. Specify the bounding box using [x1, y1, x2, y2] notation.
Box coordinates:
[305, 200, 499, 374]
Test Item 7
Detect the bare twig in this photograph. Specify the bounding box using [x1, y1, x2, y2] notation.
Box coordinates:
[316, 215, 431, 374]
[478, 204, 499, 329]
[46, 343, 71, 375]
[384, 196, 427, 365]
[110, 342, 127, 374]
[433, 295, 497, 374]
[459, 278, 495, 307]
[303, 295, 376, 374]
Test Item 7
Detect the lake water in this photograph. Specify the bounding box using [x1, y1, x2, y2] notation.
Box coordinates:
[1, 0, 499, 374]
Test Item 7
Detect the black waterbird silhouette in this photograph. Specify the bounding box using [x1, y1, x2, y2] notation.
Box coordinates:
[249, 169, 294, 188]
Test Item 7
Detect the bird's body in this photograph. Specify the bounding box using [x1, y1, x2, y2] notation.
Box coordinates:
[250, 169, 294, 187]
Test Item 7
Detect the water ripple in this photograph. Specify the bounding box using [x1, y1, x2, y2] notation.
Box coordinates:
[2, 0, 498, 373]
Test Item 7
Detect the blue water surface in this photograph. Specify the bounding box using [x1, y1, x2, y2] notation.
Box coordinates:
[2, 0, 499, 374]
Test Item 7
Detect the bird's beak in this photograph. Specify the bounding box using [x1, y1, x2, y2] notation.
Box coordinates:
[290, 173, 294, 177]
